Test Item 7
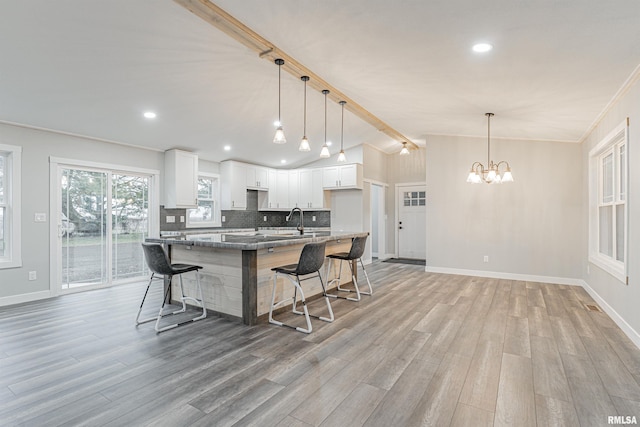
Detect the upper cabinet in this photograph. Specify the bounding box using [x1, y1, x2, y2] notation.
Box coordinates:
[220, 161, 248, 209]
[298, 168, 325, 209]
[322, 164, 363, 190]
[246, 165, 269, 190]
[164, 149, 198, 209]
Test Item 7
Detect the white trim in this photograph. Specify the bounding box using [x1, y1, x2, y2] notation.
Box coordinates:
[395, 182, 426, 260]
[587, 119, 628, 284]
[0, 290, 52, 307]
[424, 266, 583, 286]
[363, 178, 389, 187]
[49, 156, 160, 177]
[581, 279, 640, 349]
[185, 172, 222, 228]
[49, 157, 160, 295]
[0, 143, 22, 269]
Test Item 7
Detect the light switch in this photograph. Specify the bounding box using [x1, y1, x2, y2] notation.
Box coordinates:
[180, 216, 185, 223]
[34, 213, 47, 222]
[312, 216, 316, 222]
[166, 215, 175, 223]
[222, 215, 226, 222]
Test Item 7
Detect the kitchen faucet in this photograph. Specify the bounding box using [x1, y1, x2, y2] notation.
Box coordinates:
[286, 207, 304, 234]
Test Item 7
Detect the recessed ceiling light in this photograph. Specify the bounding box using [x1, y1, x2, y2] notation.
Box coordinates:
[472, 43, 493, 53]
[280, 159, 287, 164]
[143, 111, 156, 119]
[223, 145, 231, 151]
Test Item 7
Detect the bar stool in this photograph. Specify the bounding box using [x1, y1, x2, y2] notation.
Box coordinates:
[137, 243, 207, 333]
[269, 241, 334, 334]
[325, 235, 372, 302]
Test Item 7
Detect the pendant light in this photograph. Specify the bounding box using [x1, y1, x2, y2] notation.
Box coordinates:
[299, 76, 311, 151]
[337, 101, 347, 162]
[399, 142, 410, 155]
[272, 59, 286, 144]
[320, 89, 331, 158]
[466, 113, 514, 184]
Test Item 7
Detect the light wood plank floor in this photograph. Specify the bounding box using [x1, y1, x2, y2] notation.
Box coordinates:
[2, 261, 640, 426]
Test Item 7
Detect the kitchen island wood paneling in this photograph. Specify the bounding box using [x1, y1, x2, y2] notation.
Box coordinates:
[146, 231, 367, 325]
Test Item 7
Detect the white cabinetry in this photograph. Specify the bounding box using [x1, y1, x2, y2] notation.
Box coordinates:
[298, 168, 325, 208]
[220, 161, 247, 209]
[288, 170, 299, 208]
[164, 149, 198, 208]
[246, 165, 269, 190]
[267, 169, 290, 209]
[322, 163, 363, 189]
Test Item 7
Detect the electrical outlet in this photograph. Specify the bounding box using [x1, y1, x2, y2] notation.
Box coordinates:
[263, 216, 267, 222]
[312, 216, 316, 222]
[180, 216, 185, 223]
[34, 213, 47, 222]
[483, 255, 489, 263]
[28, 271, 37, 281]
[166, 215, 175, 223]
[222, 215, 226, 223]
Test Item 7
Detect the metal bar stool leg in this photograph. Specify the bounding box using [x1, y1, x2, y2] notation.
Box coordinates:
[136, 273, 158, 325]
[317, 271, 334, 322]
[268, 274, 283, 326]
[359, 258, 373, 295]
[173, 275, 188, 314]
[346, 261, 361, 302]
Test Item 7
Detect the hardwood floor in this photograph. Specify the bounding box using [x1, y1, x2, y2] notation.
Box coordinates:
[1, 261, 640, 426]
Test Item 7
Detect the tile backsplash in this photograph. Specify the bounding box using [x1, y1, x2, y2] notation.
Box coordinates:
[160, 190, 330, 232]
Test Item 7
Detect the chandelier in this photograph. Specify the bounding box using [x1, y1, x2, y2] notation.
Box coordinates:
[467, 113, 513, 184]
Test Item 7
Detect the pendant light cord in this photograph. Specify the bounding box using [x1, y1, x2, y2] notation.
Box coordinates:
[340, 101, 345, 150]
[278, 63, 281, 123]
[324, 91, 328, 143]
[303, 78, 307, 135]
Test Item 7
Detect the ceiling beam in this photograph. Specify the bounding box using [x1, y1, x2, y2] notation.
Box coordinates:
[173, 0, 419, 150]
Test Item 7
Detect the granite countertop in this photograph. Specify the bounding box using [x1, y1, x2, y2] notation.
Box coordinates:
[147, 230, 367, 250]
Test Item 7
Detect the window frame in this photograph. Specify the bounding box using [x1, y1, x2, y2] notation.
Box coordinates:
[588, 119, 628, 284]
[186, 172, 221, 228]
[0, 143, 22, 269]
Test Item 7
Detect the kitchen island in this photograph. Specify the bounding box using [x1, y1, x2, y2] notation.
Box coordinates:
[146, 230, 368, 325]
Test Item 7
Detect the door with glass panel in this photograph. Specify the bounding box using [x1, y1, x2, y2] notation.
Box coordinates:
[59, 167, 150, 290]
[397, 185, 426, 259]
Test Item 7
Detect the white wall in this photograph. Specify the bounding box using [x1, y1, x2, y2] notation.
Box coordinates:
[581, 78, 640, 341]
[0, 123, 165, 302]
[425, 134, 583, 281]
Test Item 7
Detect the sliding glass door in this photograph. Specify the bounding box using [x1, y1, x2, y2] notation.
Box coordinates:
[57, 165, 153, 290]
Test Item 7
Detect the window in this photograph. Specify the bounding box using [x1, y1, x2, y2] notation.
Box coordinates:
[404, 191, 426, 206]
[0, 144, 22, 269]
[186, 173, 221, 228]
[589, 120, 628, 283]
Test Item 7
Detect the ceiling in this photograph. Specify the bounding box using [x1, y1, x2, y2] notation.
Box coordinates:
[1, 1, 639, 168]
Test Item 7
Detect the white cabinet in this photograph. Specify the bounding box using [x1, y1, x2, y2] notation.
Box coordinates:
[220, 161, 247, 209]
[246, 165, 269, 190]
[288, 170, 299, 208]
[164, 149, 198, 208]
[267, 169, 290, 209]
[322, 163, 363, 189]
[299, 168, 325, 208]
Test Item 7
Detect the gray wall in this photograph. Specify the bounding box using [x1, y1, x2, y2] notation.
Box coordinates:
[425, 134, 583, 279]
[0, 123, 165, 300]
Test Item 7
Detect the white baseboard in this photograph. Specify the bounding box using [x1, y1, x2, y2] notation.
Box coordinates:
[424, 266, 583, 286]
[0, 290, 53, 307]
[580, 279, 640, 349]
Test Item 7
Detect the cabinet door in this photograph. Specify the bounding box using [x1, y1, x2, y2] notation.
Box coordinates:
[310, 168, 325, 208]
[322, 166, 340, 189]
[299, 169, 312, 208]
[229, 163, 247, 208]
[256, 167, 269, 189]
[288, 170, 299, 208]
[165, 149, 198, 208]
[276, 170, 289, 209]
[338, 164, 357, 187]
[267, 169, 278, 208]
[245, 166, 257, 188]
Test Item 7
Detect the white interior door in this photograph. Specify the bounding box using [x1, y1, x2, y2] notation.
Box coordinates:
[397, 185, 426, 259]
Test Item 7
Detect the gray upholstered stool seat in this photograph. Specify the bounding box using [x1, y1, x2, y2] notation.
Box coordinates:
[136, 243, 207, 333]
[325, 235, 373, 301]
[269, 241, 334, 333]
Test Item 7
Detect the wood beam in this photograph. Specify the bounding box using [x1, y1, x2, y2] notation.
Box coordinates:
[174, 0, 419, 150]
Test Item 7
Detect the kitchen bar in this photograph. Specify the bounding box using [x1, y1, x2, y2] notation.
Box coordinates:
[146, 230, 368, 325]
